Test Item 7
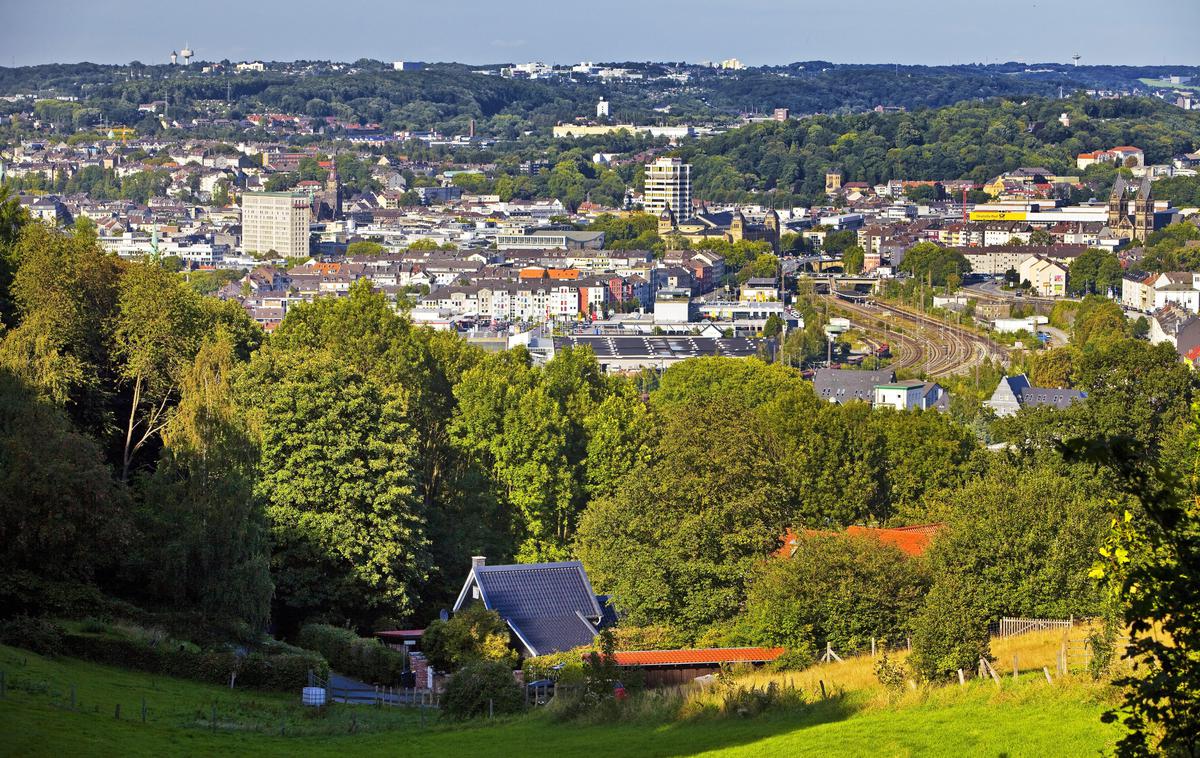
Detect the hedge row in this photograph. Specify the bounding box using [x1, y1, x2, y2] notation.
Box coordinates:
[296, 624, 408, 685]
[62, 633, 327, 691]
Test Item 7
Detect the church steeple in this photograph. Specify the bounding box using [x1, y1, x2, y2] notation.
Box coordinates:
[1134, 174, 1154, 240]
[1107, 176, 1128, 230]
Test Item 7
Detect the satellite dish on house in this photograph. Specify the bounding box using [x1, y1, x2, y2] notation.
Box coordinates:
[439, 608, 449, 622]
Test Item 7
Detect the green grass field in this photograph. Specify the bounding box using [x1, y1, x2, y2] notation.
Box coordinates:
[1138, 77, 1195, 90]
[0, 643, 1122, 757]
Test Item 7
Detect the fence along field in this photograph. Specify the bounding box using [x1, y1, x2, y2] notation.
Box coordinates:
[0, 629, 1125, 757]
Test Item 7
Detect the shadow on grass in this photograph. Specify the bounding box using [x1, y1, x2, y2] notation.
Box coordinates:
[495, 692, 866, 758]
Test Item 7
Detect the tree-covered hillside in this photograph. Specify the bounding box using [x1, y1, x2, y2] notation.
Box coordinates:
[2, 60, 1198, 138]
[675, 95, 1200, 204]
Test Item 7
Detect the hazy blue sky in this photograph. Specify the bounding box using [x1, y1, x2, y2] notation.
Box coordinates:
[1, 0, 1197, 67]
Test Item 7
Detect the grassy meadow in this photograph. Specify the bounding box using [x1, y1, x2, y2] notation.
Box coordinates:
[0, 629, 1124, 757]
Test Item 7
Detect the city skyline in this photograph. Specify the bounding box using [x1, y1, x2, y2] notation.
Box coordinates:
[2, 0, 1198, 68]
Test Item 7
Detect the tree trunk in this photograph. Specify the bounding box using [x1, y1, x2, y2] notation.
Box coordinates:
[122, 375, 143, 482]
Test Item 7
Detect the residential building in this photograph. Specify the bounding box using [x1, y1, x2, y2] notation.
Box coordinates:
[241, 191, 310, 258]
[873, 379, 947, 411]
[1149, 304, 1200, 358]
[1018, 255, 1068, 297]
[452, 557, 610, 658]
[986, 374, 1086, 417]
[1077, 146, 1144, 170]
[643, 156, 691, 219]
[812, 368, 896, 404]
[1121, 272, 1157, 312]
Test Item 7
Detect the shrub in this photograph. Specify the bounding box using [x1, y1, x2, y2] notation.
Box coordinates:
[719, 681, 806, 718]
[909, 575, 992, 683]
[441, 660, 524, 720]
[296, 624, 407, 685]
[0, 616, 65, 656]
[741, 534, 929, 654]
[60, 632, 325, 691]
[0, 571, 142, 621]
[874, 653, 908, 697]
[522, 649, 586, 683]
[768, 646, 816, 672]
[610, 624, 691, 651]
[421, 605, 517, 673]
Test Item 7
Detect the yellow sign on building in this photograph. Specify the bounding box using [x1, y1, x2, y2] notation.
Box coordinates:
[969, 210, 1027, 222]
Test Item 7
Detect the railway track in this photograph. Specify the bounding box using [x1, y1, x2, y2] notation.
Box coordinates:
[824, 294, 1007, 378]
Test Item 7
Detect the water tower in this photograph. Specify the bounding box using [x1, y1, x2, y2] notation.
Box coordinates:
[1072, 53, 1081, 67]
[170, 50, 178, 65]
[181, 44, 193, 66]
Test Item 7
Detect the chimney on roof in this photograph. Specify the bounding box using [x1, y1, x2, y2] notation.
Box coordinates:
[471, 555, 487, 569]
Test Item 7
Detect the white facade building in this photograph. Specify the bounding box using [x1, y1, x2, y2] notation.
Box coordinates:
[241, 192, 310, 258]
[644, 157, 691, 218]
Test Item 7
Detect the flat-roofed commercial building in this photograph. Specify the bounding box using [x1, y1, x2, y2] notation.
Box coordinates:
[242, 192, 310, 258]
[494, 230, 605, 250]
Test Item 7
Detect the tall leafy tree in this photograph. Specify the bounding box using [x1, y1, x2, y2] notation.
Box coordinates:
[576, 399, 791, 635]
[245, 348, 427, 630]
[0, 185, 30, 327]
[114, 262, 209, 480]
[741, 533, 929, 653]
[0, 368, 128, 581]
[0, 224, 123, 439]
[135, 337, 272, 632]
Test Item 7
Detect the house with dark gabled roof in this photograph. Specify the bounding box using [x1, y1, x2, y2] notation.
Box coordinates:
[985, 374, 1086, 417]
[452, 556, 608, 657]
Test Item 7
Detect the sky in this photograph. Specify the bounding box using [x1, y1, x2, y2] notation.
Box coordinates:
[1, 0, 1197, 68]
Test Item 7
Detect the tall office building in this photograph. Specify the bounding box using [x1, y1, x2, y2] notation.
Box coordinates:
[644, 157, 691, 219]
[241, 192, 310, 257]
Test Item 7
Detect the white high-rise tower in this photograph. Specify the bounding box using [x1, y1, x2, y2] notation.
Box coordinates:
[644, 157, 691, 219]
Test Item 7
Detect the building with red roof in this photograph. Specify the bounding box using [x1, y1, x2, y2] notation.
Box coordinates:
[590, 647, 786, 687]
[777, 523, 943, 559]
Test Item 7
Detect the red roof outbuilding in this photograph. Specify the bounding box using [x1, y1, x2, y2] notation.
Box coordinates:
[601, 647, 786, 667]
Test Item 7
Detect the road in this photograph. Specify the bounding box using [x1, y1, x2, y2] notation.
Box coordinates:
[962, 279, 1078, 306]
[824, 293, 1008, 378]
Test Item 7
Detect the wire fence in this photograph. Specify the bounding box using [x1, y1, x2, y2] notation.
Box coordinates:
[0, 657, 438, 738]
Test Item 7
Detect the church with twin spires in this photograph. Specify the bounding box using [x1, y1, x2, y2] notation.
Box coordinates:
[657, 204, 781, 252]
[1106, 174, 1159, 241]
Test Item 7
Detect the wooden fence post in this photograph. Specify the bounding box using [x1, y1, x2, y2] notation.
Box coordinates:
[871, 638, 876, 658]
[1013, 655, 1018, 678]
[1043, 666, 1053, 684]
[489, 698, 494, 719]
[819, 680, 826, 699]
[957, 669, 965, 687]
